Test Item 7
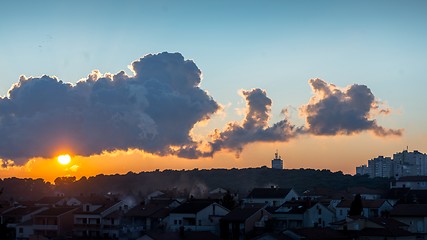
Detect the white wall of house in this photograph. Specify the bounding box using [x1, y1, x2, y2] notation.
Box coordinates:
[335, 201, 393, 221]
[392, 216, 427, 234]
[244, 189, 299, 207]
[16, 225, 33, 239]
[304, 203, 335, 228]
[168, 203, 229, 232]
[395, 181, 427, 190]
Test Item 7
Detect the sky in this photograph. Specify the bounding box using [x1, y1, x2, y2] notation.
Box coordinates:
[1, 0, 426, 182]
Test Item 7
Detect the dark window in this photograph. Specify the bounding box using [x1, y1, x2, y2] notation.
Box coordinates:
[19, 228, 23, 233]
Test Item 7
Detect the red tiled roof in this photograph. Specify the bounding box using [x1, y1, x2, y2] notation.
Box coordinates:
[221, 207, 262, 222]
[390, 204, 427, 216]
[35, 207, 77, 217]
[170, 200, 214, 214]
[336, 199, 387, 208]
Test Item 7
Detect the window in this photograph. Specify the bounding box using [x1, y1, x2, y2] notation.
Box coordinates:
[339, 209, 343, 215]
[179, 220, 182, 225]
[174, 220, 177, 225]
[19, 228, 23, 233]
[318, 208, 322, 215]
[198, 220, 202, 226]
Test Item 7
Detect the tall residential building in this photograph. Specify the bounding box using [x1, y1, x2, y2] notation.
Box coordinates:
[356, 150, 427, 178]
[356, 164, 368, 175]
[271, 151, 283, 169]
[368, 156, 394, 178]
[394, 150, 427, 177]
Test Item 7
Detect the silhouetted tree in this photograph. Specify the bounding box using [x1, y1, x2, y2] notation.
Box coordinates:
[349, 193, 363, 216]
[221, 191, 238, 210]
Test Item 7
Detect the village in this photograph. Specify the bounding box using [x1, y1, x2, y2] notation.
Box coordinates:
[1, 167, 427, 239]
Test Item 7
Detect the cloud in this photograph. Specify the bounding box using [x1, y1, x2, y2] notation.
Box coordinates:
[0, 52, 219, 164]
[208, 88, 298, 156]
[300, 78, 402, 136]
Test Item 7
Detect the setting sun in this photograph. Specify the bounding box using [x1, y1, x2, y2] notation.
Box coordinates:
[57, 154, 71, 165]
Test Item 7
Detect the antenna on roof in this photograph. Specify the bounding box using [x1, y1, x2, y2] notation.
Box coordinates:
[275, 149, 279, 159]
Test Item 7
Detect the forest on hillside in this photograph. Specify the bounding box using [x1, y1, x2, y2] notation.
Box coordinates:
[0, 167, 390, 202]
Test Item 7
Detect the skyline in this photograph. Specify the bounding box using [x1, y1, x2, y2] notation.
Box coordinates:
[1, 1, 426, 182]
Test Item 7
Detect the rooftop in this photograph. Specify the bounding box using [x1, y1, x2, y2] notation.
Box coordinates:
[246, 188, 293, 199]
[35, 207, 78, 217]
[390, 204, 427, 216]
[221, 206, 263, 222]
[170, 200, 214, 214]
[336, 199, 388, 208]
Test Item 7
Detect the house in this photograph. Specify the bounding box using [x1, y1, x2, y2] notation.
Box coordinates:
[220, 205, 271, 240]
[347, 187, 384, 200]
[0, 206, 48, 240]
[390, 204, 427, 235]
[268, 200, 335, 230]
[243, 187, 299, 207]
[123, 199, 180, 239]
[34, 196, 82, 207]
[384, 187, 411, 206]
[391, 176, 427, 190]
[73, 198, 126, 239]
[31, 207, 77, 238]
[283, 228, 348, 240]
[208, 188, 238, 201]
[167, 200, 229, 234]
[335, 199, 393, 220]
[330, 216, 414, 240]
[138, 230, 220, 240]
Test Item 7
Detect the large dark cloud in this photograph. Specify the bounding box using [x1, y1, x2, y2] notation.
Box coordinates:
[0, 52, 219, 164]
[300, 78, 402, 136]
[0, 53, 403, 165]
[208, 88, 298, 155]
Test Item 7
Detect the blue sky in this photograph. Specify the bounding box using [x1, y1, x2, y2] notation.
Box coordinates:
[1, 0, 427, 174]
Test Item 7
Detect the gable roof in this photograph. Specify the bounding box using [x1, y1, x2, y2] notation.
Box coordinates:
[221, 206, 263, 222]
[35, 196, 66, 205]
[170, 200, 214, 214]
[390, 204, 427, 217]
[2, 206, 45, 217]
[336, 199, 388, 208]
[35, 207, 77, 217]
[246, 188, 293, 199]
[126, 200, 175, 218]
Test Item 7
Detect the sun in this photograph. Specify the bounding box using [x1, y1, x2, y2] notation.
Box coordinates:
[57, 154, 71, 165]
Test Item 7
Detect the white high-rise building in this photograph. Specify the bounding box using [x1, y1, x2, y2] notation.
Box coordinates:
[368, 156, 394, 178]
[356, 164, 369, 175]
[271, 151, 283, 169]
[394, 150, 427, 177]
[356, 150, 427, 178]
